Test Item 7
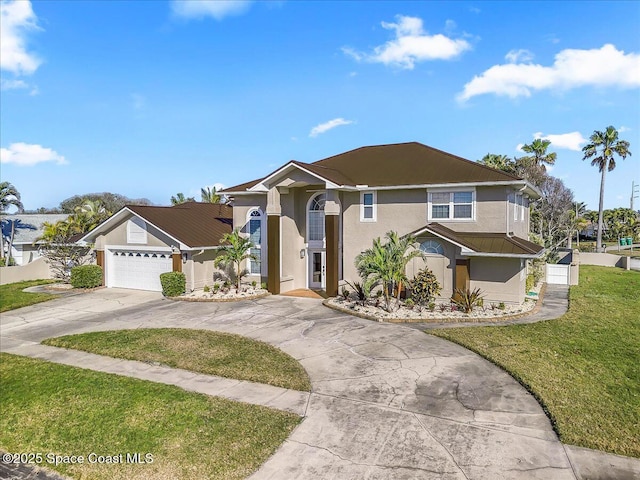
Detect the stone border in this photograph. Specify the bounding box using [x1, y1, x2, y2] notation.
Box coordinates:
[166, 291, 271, 303]
[323, 283, 547, 324]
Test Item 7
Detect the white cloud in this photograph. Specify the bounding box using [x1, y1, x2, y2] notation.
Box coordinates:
[171, 0, 252, 20]
[0, 78, 28, 90]
[0, 143, 67, 166]
[309, 118, 353, 138]
[458, 44, 640, 102]
[0, 0, 41, 75]
[505, 49, 534, 63]
[516, 143, 524, 152]
[533, 131, 587, 151]
[618, 126, 630, 133]
[342, 15, 471, 70]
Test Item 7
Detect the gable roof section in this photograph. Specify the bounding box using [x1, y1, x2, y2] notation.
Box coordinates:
[410, 223, 544, 258]
[223, 142, 529, 193]
[80, 202, 232, 249]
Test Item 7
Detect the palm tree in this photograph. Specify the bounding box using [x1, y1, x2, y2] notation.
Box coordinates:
[355, 231, 424, 311]
[200, 186, 223, 204]
[582, 126, 632, 252]
[0, 181, 24, 261]
[72, 200, 112, 232]
[213, 229, 258, 290]
[520, 139, 557, 170]
[170, 192, 195, 205]
[478, 154, 516, 174]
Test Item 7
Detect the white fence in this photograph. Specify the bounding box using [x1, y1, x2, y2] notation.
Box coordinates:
[546, 263, 570, 285]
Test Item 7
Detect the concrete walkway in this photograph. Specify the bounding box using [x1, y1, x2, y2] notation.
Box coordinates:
[1, 288, 639, 479]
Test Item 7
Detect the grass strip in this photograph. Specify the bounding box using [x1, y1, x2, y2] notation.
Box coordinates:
[430, 266, 639, 457]
[43, 328, 311, 392]
[0, 353, 300, 480]
[0, 280, 58, 312]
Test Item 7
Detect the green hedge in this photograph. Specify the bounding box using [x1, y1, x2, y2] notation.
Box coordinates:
[160, 272, 185, 297]
[70, 265, 103, 289]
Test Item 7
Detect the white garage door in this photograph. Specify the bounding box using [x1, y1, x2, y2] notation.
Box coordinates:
[108, 249, 173, 291]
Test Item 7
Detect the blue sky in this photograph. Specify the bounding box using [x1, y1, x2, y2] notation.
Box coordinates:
[1, 0, 639, 212]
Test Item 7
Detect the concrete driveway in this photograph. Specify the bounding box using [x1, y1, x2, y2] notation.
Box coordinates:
[0, 289, 595, 479]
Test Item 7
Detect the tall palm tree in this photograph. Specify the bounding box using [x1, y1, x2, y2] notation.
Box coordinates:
[520, 139, 557, 170]
[200, 186, 222, 204]
[0, 181, 24, 260]
[582, 126, 632, 252]
[213, 229, 258, 290]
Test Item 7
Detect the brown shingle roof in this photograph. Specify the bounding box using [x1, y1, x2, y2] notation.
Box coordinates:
[126, 202, 232, 248]
[222, 142, 523, 192]
[412, 223, 544, 257]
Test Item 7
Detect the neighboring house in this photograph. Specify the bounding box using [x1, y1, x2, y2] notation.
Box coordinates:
[1, 214, 68, 265]
[222, 142, 544, 304]
[80, 202, 232, 292]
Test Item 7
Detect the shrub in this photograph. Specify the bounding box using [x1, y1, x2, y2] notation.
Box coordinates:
[261, 282, 267, 290]
[212, 284, 220, 293]
[453, 288, 485, 313]
[203, 285, 210, 293]
[345, 279, 376, 306]
[498, 302, 506, 310]
[0, 257, 16, 266]
[404, 298, 414, 309]
[410, 268, 441, 306]
[341, 287, 350, 300]
[526, 274, 535, 293]
[428, 302, 436, 312]
[70, 265, 103, 288]
[160, 272, 185, 297]
[251, 280, 257, 288]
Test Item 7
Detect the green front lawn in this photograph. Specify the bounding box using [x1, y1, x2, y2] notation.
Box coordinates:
[431, 266, 639, 457]
[43, 328, 311, 392]
[0, 353, 300, 480]
[0, 279, 58, 312]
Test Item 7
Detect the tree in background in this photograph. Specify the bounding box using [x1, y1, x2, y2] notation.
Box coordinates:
[478, 154, 517, 175]
[582, 126, 632, 252]
[200, 186, 225, 204]
[170, 192, 195, 205]
[60, 192, 151, 214]
[0, 182, 24, 264]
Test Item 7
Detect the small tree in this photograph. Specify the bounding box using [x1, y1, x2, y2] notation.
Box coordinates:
[171, 192, 195, 205]
[213, 229, 258, 290]
[40, 234, 92, 281]
[355, 231, 424, 311]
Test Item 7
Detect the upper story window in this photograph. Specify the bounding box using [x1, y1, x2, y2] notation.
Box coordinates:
[428, 189, 475, 221]
[419, 239, 444, 255]
[308, 193, 326, 242]
[360, 191, 377, 222]
[127, 217, 147, 244]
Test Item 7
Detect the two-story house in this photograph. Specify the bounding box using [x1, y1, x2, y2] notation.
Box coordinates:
[223, 142, 544, 304]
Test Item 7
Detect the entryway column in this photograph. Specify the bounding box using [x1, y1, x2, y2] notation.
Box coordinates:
[325, 190, 340, 297]
[266, 187, 281, 294]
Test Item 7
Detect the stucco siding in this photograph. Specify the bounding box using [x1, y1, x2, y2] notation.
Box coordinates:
[469, 257, 525, 304]
[94, 213, 175, 249]
[186, 249, 225, 291]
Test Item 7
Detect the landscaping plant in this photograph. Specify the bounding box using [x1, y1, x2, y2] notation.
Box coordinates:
[70, 265, 103, 288]
[160, 272, 186, 297]
[452, 287, 485, 313]
[214, 229, 258, 290]
[410, 267, 441, 306]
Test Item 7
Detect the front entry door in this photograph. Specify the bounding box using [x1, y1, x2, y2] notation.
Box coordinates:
[309, 250, 326, 289]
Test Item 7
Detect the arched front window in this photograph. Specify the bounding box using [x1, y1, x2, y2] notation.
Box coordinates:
[419, 239, 444, 255]
[248, 209, 262, 274]
[308, 193, 326, 242]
